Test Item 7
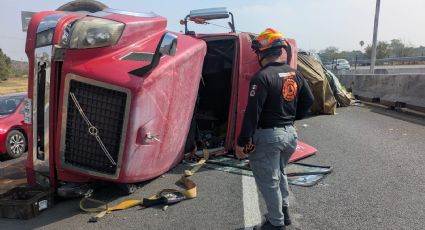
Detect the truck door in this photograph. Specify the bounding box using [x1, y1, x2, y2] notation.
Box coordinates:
[233, 33, 261, 147]
[233, 35, 298, 147]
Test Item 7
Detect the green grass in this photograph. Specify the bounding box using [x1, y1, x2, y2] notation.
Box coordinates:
[0, 77, 28, 95]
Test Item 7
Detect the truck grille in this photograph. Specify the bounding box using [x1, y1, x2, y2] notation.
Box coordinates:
[63, 80, 128, 175]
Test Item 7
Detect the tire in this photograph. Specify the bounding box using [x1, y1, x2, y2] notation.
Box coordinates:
[56, 0, 108, 13]
[6, 130, 26, 159]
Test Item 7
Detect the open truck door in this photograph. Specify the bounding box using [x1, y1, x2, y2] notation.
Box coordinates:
[233, 36, 317, 162]
[232, 33, 261, 147]
[234, 34, 298, 147]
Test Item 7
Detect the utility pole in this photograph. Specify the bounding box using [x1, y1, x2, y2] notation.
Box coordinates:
[370, 0, 381, 74]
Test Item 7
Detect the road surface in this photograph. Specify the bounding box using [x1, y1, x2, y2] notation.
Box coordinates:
[1, 105, 424, 230]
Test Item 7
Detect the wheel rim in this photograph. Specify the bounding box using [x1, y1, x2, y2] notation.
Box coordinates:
[9, 134, 24, 155]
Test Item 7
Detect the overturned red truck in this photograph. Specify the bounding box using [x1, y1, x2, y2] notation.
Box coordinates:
[24, 5, 315, 194]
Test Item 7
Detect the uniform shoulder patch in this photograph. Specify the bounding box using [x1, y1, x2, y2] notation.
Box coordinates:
[249, 84, 257, 97]
[278, 72, 296, 78]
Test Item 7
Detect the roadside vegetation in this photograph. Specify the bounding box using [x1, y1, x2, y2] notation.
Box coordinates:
[0, 48, 28, 94]
[319, 39, 425, 64]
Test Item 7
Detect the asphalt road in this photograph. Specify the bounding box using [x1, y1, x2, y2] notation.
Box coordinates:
[1, 105, 424, 230]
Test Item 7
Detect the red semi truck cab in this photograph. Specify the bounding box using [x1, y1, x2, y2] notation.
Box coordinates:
[24, 7, 298, 191]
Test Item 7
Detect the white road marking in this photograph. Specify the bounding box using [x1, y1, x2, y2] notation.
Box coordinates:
[242, 175, 262, 228]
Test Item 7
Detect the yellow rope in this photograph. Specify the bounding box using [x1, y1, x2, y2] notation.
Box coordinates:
[80, 149, 209, 221]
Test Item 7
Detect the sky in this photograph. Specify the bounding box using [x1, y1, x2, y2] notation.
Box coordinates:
[1, 0, 425, 61]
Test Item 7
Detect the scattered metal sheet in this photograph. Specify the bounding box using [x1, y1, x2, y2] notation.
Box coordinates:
[207, 155, 249, 170]
[204, 155, 332, 187]
[205, 164, 253, 177]
[287, 163, 332, 176]
[287, 174, 327, 187]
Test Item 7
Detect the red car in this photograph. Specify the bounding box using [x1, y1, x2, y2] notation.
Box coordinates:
[0, 92, 28, 159]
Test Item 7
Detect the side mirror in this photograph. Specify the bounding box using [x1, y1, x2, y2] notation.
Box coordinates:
[182, 7, 235, 34]
[129, 32, 178, 77]
[189, 7, 230, 20]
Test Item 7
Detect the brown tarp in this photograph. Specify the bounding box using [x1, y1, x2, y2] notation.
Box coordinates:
[297, 54, 337, 114]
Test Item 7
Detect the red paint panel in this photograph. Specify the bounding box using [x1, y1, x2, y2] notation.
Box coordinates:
[55, 32, 206, 183]
[234, 33, 261, 147]
[234, 34, 299, 148]
[289, 141, 318, 163]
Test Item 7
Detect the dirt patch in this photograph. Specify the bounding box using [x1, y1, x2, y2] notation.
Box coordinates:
[0, 77, 28, 95]
[0, 157, 27, 194]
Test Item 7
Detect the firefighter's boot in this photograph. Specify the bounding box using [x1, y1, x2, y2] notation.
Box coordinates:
[282, 206, 291, 226]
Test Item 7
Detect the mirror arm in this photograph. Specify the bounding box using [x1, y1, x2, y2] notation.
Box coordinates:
[285, 42, 292, 66]
[129, 33, 166, 77]
[184, 15, 190, 35]
[229, 12, 235, 32]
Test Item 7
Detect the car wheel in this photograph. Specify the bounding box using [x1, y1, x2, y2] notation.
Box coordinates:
[6, 130, 26, 159]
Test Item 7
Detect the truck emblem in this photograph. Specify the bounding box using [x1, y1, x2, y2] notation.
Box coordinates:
[69, 92, 117, 166]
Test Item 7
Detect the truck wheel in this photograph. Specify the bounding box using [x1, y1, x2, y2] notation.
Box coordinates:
[56, 0, 108, 13]
[6, 130, 26, 159]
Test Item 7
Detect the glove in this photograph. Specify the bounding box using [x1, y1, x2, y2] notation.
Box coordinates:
[243, 143, 256, 154]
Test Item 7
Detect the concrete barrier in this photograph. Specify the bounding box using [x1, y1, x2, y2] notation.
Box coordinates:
[337, 74, 425, 112]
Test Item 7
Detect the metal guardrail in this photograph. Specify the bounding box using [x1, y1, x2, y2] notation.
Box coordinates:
[353, 56, 425, 65]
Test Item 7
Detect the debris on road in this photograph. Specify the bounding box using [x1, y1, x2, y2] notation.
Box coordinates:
[297, 53, 354, 114]
[204, 154, 332, 187]
[0, 187, 54, 219]
[80, 151, 208, 223]
[0, 155, 27, 195]
[351, 100, 363, 106]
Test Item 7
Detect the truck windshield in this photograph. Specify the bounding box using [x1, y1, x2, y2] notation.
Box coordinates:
[0, 95, 25, 115]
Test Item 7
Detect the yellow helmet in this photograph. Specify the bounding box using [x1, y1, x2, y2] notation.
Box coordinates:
[251, 28, 287, 53]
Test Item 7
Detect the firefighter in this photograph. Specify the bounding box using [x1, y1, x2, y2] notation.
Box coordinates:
[235, 28, 314, 230]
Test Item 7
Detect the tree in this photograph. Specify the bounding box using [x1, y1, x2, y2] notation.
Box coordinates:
[389, 39, 405, 57]
[365, 41, 390, 59]
[318, 46, 340, 63]
[359, 40, 365, 50]
[0, 49, 12, 80]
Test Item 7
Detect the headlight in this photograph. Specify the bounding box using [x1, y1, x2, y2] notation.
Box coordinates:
[69, 17, 124, 49]
[36, 29, 54, 48]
